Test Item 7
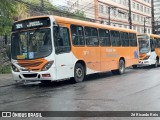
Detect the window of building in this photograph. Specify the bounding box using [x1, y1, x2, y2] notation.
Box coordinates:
[99, 29, 111, 46]
[141, 16, 143, 22]
[84, 27, 99, 46]
[141, 28, 144, 33]
[99, 4, 104, 13]
[110, 30, 121, 46]
[141, 5, 143, 12]
[148, 8, 150, 14]
[106, 6, 109, 14]
[132, 2, 135, 8]
[132, 14, 135, 21]
[123, 0, 127, 6]
[148, 28, 150, 34]
[137, 4, 139, 10]
[144, 6, 146, 13]
[137, 15, 139, 21]
[113, 9, 116, 16]
[71, 25, 85, 46]
[124, 13, 127, 19]
[137, 27, 140, 33]
[133, 26, 136, 30]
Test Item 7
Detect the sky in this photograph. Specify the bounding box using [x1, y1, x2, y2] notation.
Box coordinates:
[49, 0, 68, 7]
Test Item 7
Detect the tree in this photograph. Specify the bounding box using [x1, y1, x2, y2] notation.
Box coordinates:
[14, 2, 30, 21]
[0, 0, 17, 35]
[73, 10, 87, 21]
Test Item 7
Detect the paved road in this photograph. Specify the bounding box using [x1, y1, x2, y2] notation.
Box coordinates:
[0, 67, 160, 120]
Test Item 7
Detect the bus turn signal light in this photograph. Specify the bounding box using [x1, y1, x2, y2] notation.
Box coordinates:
[42, 74, 51, 77]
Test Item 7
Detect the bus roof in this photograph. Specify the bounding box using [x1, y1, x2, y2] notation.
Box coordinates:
[138, 33, 160, 39]
[53, 16, 137, 33]
[14, 15, 137, 33]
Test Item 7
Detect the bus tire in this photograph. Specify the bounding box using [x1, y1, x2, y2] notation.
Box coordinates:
[73, 63, 85, 83]
[117, 59, 125, 75]
[154, 59, 159, 68]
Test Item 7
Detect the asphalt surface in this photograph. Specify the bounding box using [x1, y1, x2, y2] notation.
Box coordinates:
[0, 66, 160, 120]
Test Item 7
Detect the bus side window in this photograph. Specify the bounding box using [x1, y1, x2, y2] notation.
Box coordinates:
[156, 38, 160, 48]
[121, 32, 129, 47]
[129, 33, 137, 47]
[99, 29, 111, 46]
[111, 31, 121, 46]
[85, 27, 99, 46]
[53, 27, 71, 54]
[71, 25, 85, 46]
[150, 39, 155, 52]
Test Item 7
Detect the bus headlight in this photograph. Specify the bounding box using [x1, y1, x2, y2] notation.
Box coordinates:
[41, 61, 54, 71]
[143, 55, 150, 60]
[12, 64, 19, 72]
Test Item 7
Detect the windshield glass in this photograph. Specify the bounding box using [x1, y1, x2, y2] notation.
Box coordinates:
[138, 38, 150, 54]
[11, 28, 52, 60]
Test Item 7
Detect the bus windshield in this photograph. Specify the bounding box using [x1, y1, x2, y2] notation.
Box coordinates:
[138, 38, 150, 54]
[11, 28, 52, 60]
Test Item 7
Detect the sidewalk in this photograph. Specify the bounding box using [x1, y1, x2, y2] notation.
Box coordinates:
[0, 74, 15, 86]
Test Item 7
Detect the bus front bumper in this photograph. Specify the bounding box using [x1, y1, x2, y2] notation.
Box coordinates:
[12, 67, 56, 82]
[137, 59, 155, 66]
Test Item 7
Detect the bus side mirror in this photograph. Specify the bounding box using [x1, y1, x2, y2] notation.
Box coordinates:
[6, 44, 11, 61]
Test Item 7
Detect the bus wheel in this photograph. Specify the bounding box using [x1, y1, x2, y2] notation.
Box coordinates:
[117, 59, 125, 75]
[132, 65, 137, 69]
[154, 59, 159, 68]
[73, 63, 85, 83]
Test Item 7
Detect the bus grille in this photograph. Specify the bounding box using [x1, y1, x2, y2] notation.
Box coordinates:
[18, 62, 43, 68]
[23, 74, 37, 78]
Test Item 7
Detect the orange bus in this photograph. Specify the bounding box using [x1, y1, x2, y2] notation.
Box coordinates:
[135, 33, 160, 67]
[11, 15, 139, 83]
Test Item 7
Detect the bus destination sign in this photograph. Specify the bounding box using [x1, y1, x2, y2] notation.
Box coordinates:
[12, 17, 50, 31]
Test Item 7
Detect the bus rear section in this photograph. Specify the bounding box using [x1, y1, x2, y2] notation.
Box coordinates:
[137, 34, 160, 67]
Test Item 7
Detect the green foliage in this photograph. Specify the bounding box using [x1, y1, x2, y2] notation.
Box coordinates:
[0, 0, 17, 35]
[25, 0, 56, 10]
[15, 2, 30, 20]
[0, 64, 11, 74]
[73, 10, 87, 21]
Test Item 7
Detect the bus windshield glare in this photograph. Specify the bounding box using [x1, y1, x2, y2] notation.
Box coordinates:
[138, 38, 150, 54]
[11, 28, 52, 60]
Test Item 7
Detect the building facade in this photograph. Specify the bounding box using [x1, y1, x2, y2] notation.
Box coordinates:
[67, 0, 95, 19]
[68, 0, 152, 34]
[154, 0, 160, 20]
[154, 0, 160, 34]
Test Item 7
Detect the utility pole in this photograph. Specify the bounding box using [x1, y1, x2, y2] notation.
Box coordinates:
[144, 17, 146, 33]
[108, 7, 111, 25]
[128, 0, 132, 29]
[151, 0, 155, 34]
[40, 0, 44, 13]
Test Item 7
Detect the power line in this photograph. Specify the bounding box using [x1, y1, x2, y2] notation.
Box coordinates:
[15, 0, 99, 23]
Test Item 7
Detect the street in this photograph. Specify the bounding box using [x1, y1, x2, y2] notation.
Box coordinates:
[0, 67, 160, 120]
